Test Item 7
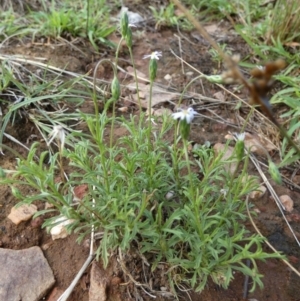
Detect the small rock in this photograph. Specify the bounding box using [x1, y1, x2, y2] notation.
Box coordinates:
[89, 262, 109, 301]
[164, 74, 172, 81]
[249, 185, 267, 200]
[7, 204, 37, 225]
[279, 195, 294, 212]
[0, 246, 55, 301]
[165, 191, 175, 200]
[118, 7, 144, 24]
[118, 106, 128, 113]
[50, 216, 74, 240]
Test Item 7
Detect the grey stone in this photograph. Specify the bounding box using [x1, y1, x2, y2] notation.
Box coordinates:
[0, 246, 55, 301]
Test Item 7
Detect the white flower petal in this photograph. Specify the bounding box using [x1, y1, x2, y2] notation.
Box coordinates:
[143, 54, 151, 59]
[236, 132, 245, 141]
[47, 125, 66, 150]
[172, 107, 197, 124]
[172, 112, 184, 120]
[143, 51, 162, 60]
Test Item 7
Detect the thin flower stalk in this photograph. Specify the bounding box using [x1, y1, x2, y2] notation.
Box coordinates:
[120, 12, 141, 110]
[143, 51, 162, 147]
[127, 44, 141, 110]
[48, 125, 66, 182]
[172, 107, 197, 196]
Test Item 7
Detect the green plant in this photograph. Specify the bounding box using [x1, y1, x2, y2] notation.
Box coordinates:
[149, 3, 192, 30]
[208, 43, 232, 68]
[0, 6, 287, 297]
[1, 96, 282, 295]
[0, 56, 95, 154]
[26, 0, 115, 49]
[1, 104, 283, 293]
[0, 9, 32, 40]
[266, 0, 300, 45]
[181, 0, 265, 22]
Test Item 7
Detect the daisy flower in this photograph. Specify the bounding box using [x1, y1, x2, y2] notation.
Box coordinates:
[236, 132, 245, 141]
[143, 51, 162, 60]
[172, 107, 197, 124]
[234, 132, 245, 162]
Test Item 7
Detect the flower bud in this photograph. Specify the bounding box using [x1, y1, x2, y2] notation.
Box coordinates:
[235, 140, 244, 162]
[268, 160, 282, 185]
[125, 27, 132, 48]
[149, 58, 157, 81]
[111, 76, 121, 100]
[120, 12, 129, 38]
[180, 120, 191, 140]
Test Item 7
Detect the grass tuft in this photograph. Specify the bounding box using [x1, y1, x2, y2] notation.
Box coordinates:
[267, 0, 300, 45]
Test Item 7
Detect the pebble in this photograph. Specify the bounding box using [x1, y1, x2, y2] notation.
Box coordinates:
[249, 185, 267, 200]
[279, 195, 294, 212]
[165, 191, 175, 200]
[50, 216, 74, 240]
[7, 204, 37, 225]
[164, 74, 172, 81]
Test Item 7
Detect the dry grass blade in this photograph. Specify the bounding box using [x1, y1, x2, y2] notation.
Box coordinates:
[0, 54, 106, 94]
[2, 133, 31, 153]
